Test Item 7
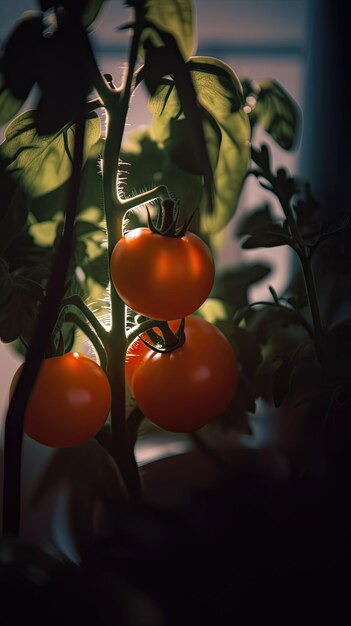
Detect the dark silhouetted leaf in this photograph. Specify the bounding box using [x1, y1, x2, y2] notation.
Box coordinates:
[241, 223, 292, 249]
[0, 73, 24, 127]
[211, 263, 271, 309]
[236, 203, 274, 237]
[214, 370, 255, 434]
[83, 0, 106, 26]
[0, 167, 28, 254]
[0, 258, 46, 343]
[1, 12, 42, 100]
[0, 111, 101, 198]
[273, 340, 315, 407]
[31, 439, 127, 555]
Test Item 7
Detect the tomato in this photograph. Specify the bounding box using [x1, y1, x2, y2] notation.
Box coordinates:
[11, 353, 111, 448]
[110, 228, 215, 320]
[126, 316, 238, 432]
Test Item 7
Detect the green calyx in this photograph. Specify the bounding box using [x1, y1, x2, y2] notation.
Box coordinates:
[141, 319, 185, 353]
[146, 198, 197, 238]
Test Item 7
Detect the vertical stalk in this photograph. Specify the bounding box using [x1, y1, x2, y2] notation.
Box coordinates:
[2, 114, 86, 536]
[273, 181, 325, 366]
[101, 17, 143, 473]
[102, 103, 127, 462]
[299, 254, 325, 365]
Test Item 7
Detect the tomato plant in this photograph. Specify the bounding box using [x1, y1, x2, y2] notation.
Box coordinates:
[1, 0, 304, 540]
[110, 227, 215, 320]
[126, 316, 238, 432]
[11, 353, 111, 448]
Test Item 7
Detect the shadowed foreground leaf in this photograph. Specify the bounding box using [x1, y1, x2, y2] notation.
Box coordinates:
[0, 111, 101, 198]
[31, 440, 128, 555]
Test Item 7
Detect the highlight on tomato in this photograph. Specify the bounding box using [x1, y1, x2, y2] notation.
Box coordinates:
[11, 352, 112, 448]
[110, 227, 215, 320]
[125, 316, 238, 432]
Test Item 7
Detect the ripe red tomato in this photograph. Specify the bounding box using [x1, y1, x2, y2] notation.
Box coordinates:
[126, 316, 238, 432]
[110, 228, 215, 320]
[11, 353, 111, 448]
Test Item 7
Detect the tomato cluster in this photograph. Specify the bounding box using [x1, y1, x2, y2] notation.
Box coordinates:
[14, 219, 237, 447]
[112, 220, 238, 433]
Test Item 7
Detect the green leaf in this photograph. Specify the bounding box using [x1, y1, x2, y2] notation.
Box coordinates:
[82, 252, 109, 288]
[217, 321, 262, 379]
[0, 74, 24, 127]
[82, 0, 106, 27]
[149, 56, 251, 234]
[140, 0, 196, 61]
[0, 257, 45, 343]
[0, 166, 28, 254]
[245, 79, 300, 150]
[145, 41, 214, 209]
[235, 204, 274, 237]
[121, 126, 203, 229]
[211, 264, 271, 309]
[0, 227, 55, 342]
[30, 218, 62, 248]
[0, 110, 101, 199]
[74, 220, 105, 239]
[241, 224, 292, 249]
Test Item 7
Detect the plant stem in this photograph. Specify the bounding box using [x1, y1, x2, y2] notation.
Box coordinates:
[299, 255, 324, 365]
[274, 177, 325, 362]
[60, 295, 110, 348]
[245, 301, 314, 337]
[126, 318, 165, 343]
[2, 114, 86, 536]
[253, 160, 325, 367]
[93, 13, 170, 490]
[99, 15, 143, 470]
[65, 312, 107, 370]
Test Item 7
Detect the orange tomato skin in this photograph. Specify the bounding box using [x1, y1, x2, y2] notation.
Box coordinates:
[126, 316, 238, 433]
[110, 228, 215, 320]
[12, 353, 111, 448]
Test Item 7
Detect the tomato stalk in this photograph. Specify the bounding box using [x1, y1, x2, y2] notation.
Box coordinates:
[89, 9, 172, 496]
[64, 312, 107, 370]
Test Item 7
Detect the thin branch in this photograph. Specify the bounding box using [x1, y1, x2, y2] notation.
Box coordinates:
[120, 185, 170, 216]
[126, 318, 164, 344]
[237, 300, 314, 337]
[60, 295, 110, 347]
[65, 311, 107, 370]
